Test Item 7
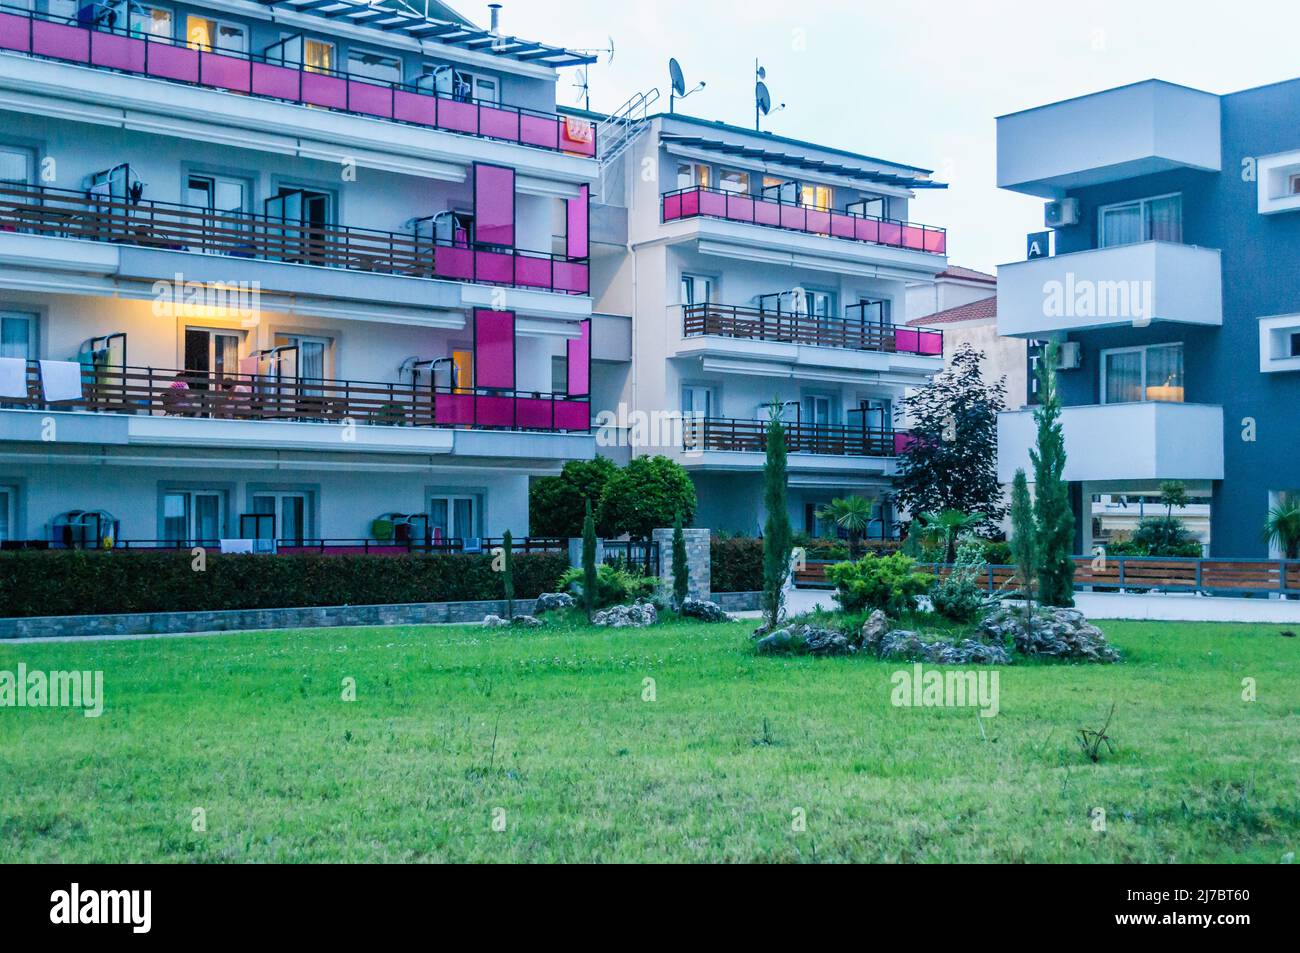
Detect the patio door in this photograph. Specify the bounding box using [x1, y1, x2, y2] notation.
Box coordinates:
[184, 329, 241, 389]
[265, 189, 331, 263]
[163, 491, 224, 546]
[252, 492, 308, 546]
[429, 495, 477, 547]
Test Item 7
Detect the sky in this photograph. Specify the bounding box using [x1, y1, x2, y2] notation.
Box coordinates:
[467, 0, 1300, 274]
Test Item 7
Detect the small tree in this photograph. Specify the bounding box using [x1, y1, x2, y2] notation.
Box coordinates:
[501, 529, 515, 619]
[671, 514, 689, 608]
[529, 457, 618, 539]
[1263, 498, 1300, 559]
[814, 496, 874, 558]
[1030, 341, 1075, 607]
[761, 407, 793, 631]
[581, 499, 597, 621]
[1158, 480, 1189, 553]
[916, 509, 987, 564]
[1009, 468, 1037, 628]
[596, 455, 697, 541]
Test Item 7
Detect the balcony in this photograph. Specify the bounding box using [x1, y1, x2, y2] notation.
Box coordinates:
[997, 241, 1221, 337]
[0, 9, 596, 159]
[661, 186, 946, 255]
[997, 402, 1224, 483]
[682, 303, 943, 356]
[0, 183, 589, 296]
[997, 80, 1220, 197]
[3, 362, 591, 434]
[685, 417, 910, 458]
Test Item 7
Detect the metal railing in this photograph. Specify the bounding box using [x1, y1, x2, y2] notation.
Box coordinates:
[682, 303, 944, 355]
[9, 362, 592, 433]
[28, 536, 568, 555]
[0, 182, 590, 295]
[684, 417, 906, 457]
[661, 185, 946, 255]
[0, 5, 596, 158]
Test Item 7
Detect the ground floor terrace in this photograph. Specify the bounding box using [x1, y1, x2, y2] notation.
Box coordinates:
[690, 469, 896, 539]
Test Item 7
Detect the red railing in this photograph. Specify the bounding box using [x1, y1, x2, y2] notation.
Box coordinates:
[9, 362, 592, 433]
[661, 185, 946, 255]
[682, 303, 944, 355]
[0, 7, 596, 158]
[684, 417, 909, 457]
[0, 182, 589, 295]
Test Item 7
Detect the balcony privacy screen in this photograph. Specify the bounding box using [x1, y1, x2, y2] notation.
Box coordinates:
[473, 163, 515, 248]
[566, 319, 590, 397]
[474, 309, 515, 389]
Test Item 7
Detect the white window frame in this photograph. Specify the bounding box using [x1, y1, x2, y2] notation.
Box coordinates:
[347, 47, 403, 85]
[1097, 192, 1183, 248]
[129, 5, 174, 40]
[1099, 342, 1185, 404]
[429, 494, 480, 542]
[162, 489, 225, 545]
[0, 309, 37, 360]
[680, 273, 714, 306]
[251, 491, 311, 544]
[0, 485, 16, 543]
[0, 144, 34, 185]
[681, 384, 714, 418]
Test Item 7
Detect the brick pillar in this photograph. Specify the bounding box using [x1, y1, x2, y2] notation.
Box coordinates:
[568, 537, 605, 569]
[652, 527, 711, 602]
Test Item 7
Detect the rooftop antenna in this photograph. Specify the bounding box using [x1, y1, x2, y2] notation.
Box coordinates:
[754, 60, 784, 131]
[573, 68, 590, 111]
[668, 57, 704, 114]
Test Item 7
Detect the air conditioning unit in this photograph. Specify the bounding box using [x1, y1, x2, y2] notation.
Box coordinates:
[1057, 341, 1082, 369]
[1044, 198, 1079, 228]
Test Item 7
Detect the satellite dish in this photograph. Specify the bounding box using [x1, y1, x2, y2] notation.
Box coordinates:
[669, 57, 686, 97]
[756, 81, 771, 116]
[756, 65, 766, 80]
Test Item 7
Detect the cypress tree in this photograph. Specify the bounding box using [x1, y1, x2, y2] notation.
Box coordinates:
[1030, 341, 1075, 607]
[671, 513, 689, 609]
[581, 499, 597, 621]
[501, 529, 514, 620]
[761, 407, 793, 630]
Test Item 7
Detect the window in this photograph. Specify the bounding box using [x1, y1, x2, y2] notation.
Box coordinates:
[550, 355, 567, 395]
[719, 169, 749, 194]
[677, 163, 710, 190]
[252, 492, 310, 546]
[0, 311, 35, 359]
[304, 39, 334, 73]
[451, 349, 473, 392]
[162, 490, 224, 545]
[471, 75, 499, 105]
[186, 16, 247, 54]
[430, 494, 478, 543]
[426, 66, 497, 104]
[1101, 343, 1184, 403]
[681, 385, 712, 417]
[274, 334, 328, 385]
[184, 328, 242, 382]
[186, 174, 247, 214]
[848, 195, 887, 219]
[1289, 174, 1300, 196]
[36, 0, 77, 20]
[1291, 331, 1300, 358]
[680, 274, 713, 306]
[348, 49, 402, 84]
[0, 146, 32, 184]
[0, 486, 13, 542]
[1099, 194, 1182, 248]
[130, 5, 173, 39]
[800, 184, 833, 210]
[762, 176, 796, 204]
[801, 393, 834, 425]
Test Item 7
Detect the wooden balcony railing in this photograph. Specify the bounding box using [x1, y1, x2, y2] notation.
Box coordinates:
[682, 303, 944, 355]
[0, 183, 590, 295]
[684, 417, 908, 457]
[6, 363, 591, 433]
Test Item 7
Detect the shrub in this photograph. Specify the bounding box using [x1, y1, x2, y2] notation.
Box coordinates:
[596, 455, 697, 540]
[824, 552, 933, 617]
[0, 550, 570, 618]
[710, 537, 763, 593]
[930, 534, 989, 623]
[558, 563, 657, 609]
[1107, 517, 1202, 557]
[529, 457, 618, 539]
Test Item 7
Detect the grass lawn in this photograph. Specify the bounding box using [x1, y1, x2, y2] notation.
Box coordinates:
[1, 617, 1297, 863]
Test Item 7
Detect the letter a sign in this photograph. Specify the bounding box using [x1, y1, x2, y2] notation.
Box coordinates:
[1027, 230, 1050, 260]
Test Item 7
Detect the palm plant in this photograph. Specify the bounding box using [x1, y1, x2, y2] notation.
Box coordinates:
[1263, 499, 1300, 560]
[917, 509, 987, 564]
[815, 496, 874, 558]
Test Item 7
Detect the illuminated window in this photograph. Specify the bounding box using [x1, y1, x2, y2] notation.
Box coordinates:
[451, 349, 473, 392]
[719, 169, 749, 194]
[304, 39, 334, 74]
[129, 6, 173, 40]
[800, 184, 833, 210]
[676, 163, 710, 190]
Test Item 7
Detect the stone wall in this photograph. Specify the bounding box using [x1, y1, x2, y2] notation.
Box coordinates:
[652, 527, 711, 601]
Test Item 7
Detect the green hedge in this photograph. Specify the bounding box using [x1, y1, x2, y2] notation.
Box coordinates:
[710, 537, 764, 593]
[0, 550, 569, 618]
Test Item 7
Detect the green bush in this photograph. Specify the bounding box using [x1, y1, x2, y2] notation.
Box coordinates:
[824, 552, 933, 617]
[710, 536, 764, 592]
[929, 534, 989, 624]
[558, 563, 657, 609]
[529, 457, 619, 539]
[596, 455, 697, 539]
[0, 550, 569, 618]
[1108, 517, 1202, 557]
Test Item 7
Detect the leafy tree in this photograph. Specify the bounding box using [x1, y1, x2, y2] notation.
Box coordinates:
[814, 496, 874, 558]
[1030, 341, 1075, 607]
[581, 499, 597, 621]
[915, 509, 987, 564]
[529, 456, 618, 538]
[670, 517, 691, 605]
[761, 409, 793, 630]
[895, 342, 1007, 530]
[596, 455, 697, 540]
[501, 529, 514, 619]
[1263, 498, 1300, 559]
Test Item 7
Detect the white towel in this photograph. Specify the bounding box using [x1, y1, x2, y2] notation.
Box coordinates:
[0, 357, 27, 399]
[38, 360, 84, 403]
[220, 539, 255, 555]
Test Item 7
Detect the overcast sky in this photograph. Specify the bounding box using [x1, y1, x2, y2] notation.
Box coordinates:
[481, 0, 1298, 274]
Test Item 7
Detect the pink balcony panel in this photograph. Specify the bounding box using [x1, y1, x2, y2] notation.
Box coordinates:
[916, 330, 943, 355]
[434, 393, 474, 427]
[433, 245, 474, 282]
[879, 222, 903, 246]
[894, 432, 918, 456]
[301, 71, 346, 110]
[475, 395, 516, 428]
[347, 80, 392, 118]
[474, 250, 514, 284]
[830, 213, 856, 239]
[806, 209, 831, 235]
[251, 61, 299, 100]
[478, 105, 520, 142]
[515, 398, 556, 430]
[514, 255, 553, 289]
[552, 261, 588, 294]
[662, 193, 683, 221]
[679, 189, 701, 217]
[567, 184, 589, 259]
[32, 19, 89, 62]
[393, 89, 436, 125]
[90, 31, 145, 72]
[200, 51, 250, 93]
[754, 199, 781, 227]
[520, 114, 558, 150]
[699, 190, 727, 217]
[855, 217, 880, 243]
[0, 13, 31, 53]
[566, 319, 590, 397]
[901, 224, 925, 250]
[554, 400, 590, 432]
[924, 230, 946, 254]
[437, 98, 477, 134]
[475, 309, 515, 389]
[725, 194, 755, 223]
[474, 163, 515, 247]
[146, 42, 198, 83]
[779, 204, 806, 231]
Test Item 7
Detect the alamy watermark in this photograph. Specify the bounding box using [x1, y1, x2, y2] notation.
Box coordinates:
[890, 663, 999, 717]
[594, 402, 705, 453]
[1042, 272, 1152, 327]
[0, 664, 104, 717]
[151, 273, 261, 325]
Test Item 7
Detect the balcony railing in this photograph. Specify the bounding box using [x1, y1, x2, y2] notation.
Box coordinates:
[5, 362, 592, 433]
[0, 7, 596, 158]
[682, 303, 944, 355]
[661, 186, 946, 255]
[0, 183, 590, 295]
[684, 417, 911, 457]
